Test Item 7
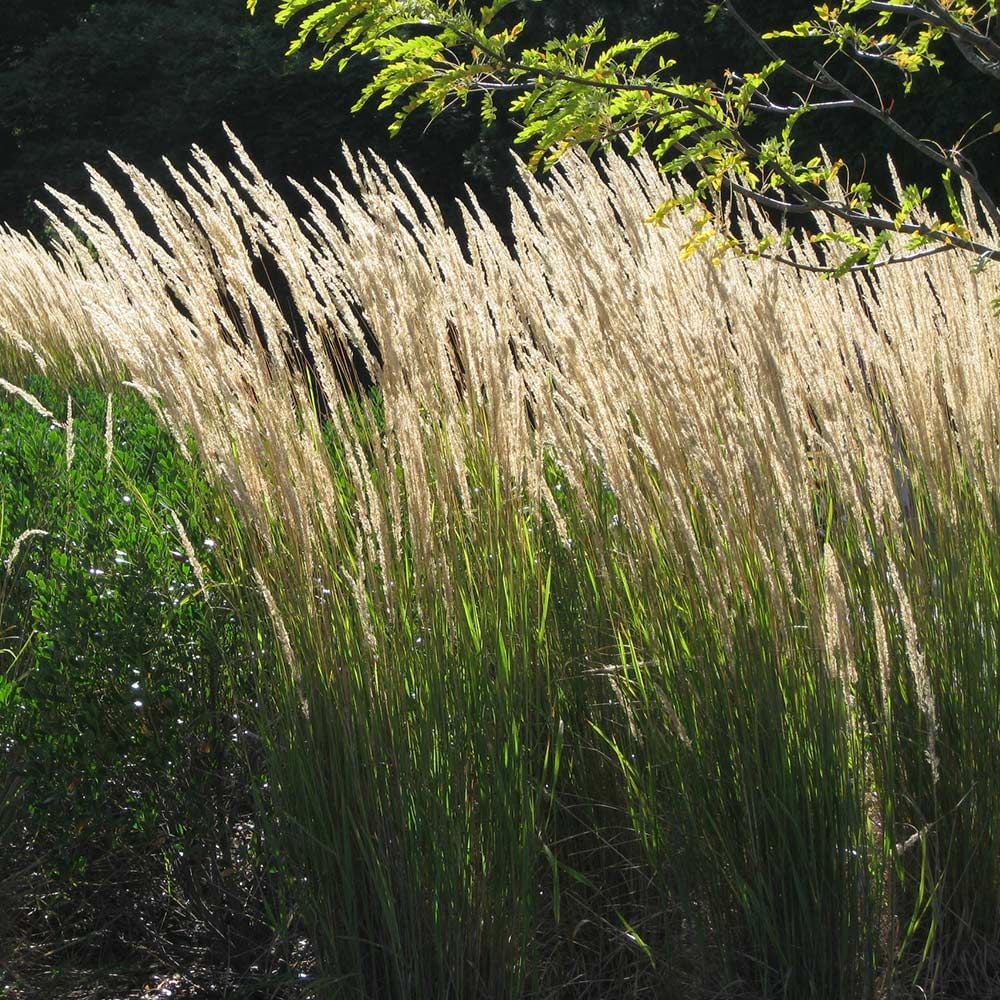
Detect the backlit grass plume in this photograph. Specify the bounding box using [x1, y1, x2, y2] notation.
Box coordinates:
[1, 133, 999, 997]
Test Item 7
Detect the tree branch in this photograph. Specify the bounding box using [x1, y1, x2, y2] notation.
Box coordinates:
[866, 1, 1000, 74]
[759, 241, 954, 274]
[744, 93, 856, 115]
[919, 0, 1000, 65]
[814, 64, 1000, 229]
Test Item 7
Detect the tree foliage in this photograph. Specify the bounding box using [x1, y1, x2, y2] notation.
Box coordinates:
[252, 0, 1000, 280]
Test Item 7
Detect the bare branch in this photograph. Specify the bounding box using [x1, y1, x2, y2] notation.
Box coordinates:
[745, 95, 857, 115]
[949, 30, 1000, 78]
[759, 241, 955, 274]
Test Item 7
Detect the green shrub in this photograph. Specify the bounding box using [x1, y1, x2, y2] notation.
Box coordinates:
[0, 378, 270, 972]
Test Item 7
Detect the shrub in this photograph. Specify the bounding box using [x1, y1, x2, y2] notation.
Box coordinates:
[0, 378, 273, 978]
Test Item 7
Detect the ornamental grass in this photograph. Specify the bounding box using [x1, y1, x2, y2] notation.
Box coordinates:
[1, 134, 999, 998]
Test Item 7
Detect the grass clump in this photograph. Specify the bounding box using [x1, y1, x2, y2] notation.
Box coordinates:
[1, 135, 1000, 998]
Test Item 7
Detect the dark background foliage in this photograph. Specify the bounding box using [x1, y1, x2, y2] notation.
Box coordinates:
[0, 383, 279, 990]
[1, 0, 998, 237]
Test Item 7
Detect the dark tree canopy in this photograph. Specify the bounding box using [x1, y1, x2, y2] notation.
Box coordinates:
[1, 0, 997, 244]
[0, 0, 494, 233]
